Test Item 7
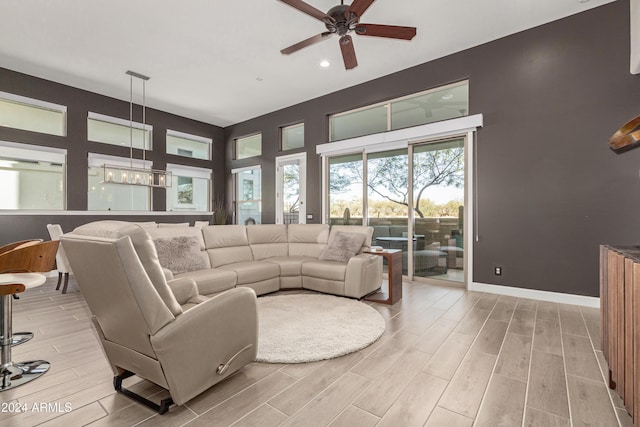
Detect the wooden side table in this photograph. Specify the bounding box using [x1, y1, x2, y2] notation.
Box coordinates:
[364, 249, 402, 305]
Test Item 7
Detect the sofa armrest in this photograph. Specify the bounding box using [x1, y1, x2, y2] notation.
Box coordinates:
[162, 267, 174, 281]
[150, 287, 258, 405]
[166, 277, 198, 305]
[344, 254, 383, 299]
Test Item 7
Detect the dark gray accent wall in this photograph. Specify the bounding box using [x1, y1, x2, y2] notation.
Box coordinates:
[0, 68, 224, 244]
[225, 1, 640, 297]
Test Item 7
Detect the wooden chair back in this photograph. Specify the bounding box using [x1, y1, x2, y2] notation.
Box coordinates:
[0, 240, 59, 274]
[0, 239, 42, 255]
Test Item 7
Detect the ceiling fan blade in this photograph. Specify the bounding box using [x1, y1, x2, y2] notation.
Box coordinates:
[355, 24, 417, 40]
[340, 35, 358, 70]
[281, 32, 332, 55]
[345, 0, 375, 18]
[278, 0, 334, 22]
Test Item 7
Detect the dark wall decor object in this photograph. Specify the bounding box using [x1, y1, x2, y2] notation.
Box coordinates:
[609, 116, 640, 152]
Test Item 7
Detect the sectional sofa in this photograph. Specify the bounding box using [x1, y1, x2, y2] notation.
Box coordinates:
[71, 221, 384, 300]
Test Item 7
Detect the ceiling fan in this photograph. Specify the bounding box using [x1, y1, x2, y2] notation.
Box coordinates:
[278, 0, 417, 70]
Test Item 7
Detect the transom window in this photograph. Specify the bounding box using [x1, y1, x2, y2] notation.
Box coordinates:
[0, 91, 67, 136]
[235, 133, 262, 160]
[281, 123, 304, 151]
[329, 80, 469, 142]
[87, 112, 152, 150]
[166, 130, 212, 160]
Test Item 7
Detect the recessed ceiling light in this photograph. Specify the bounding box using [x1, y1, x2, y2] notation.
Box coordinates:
[320, 60, 330, 68]
[441, 94, 454, 100]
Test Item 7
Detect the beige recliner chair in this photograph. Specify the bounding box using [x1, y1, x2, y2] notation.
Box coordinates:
[61, 221, 258, 414]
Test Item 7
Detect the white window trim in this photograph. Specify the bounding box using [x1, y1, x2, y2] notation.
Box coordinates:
[633, 0, 640, 74]
[88, 112, 152, 132]
[166, 163, 212, 180]
[0, 91, 67, 114]
[87, 153, 152, 169]
[231, 164, 262, 174]
[235, 133, 262, 160]
[0, 140, 66, 163]
[318, 114, 483, 157]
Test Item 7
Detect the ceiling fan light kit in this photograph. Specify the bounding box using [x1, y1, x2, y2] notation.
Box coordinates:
[278, 0, 417, 70]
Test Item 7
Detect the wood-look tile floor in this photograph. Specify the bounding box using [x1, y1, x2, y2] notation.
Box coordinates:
[1, 277, 632, 427]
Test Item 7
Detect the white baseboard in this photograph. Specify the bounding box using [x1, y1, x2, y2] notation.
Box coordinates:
[469, 282, 600, 308]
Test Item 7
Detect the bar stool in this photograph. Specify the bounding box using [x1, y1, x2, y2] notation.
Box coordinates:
[0, 241, 58, 391]
[0, 240, 42, 347]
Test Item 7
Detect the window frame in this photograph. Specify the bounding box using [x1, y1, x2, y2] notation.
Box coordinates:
[280, 122, 305, 151]
[165, 163, 212, 212]
[166, 129, 212, 160]
[232, 165, 262, 224]
[87, 112, 153, 150]
[0, 91, 67, 136]
[0, 140, 67, 211]
[328, 80, 469, 142]
[87, 153, 152, 212]
[234, 133, 262, 160]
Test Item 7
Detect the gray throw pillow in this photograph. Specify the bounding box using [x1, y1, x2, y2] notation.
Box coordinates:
[319, 231, 366, 263]
[154, 235, 208, 274]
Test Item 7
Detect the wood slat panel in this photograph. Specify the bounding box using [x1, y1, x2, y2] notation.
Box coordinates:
[607, 249, 618, 386]
[634, 262, 640, 423]
[616, 253, 625, 399]
[625, 257, 634, 414]
[600, 245, 607, 361]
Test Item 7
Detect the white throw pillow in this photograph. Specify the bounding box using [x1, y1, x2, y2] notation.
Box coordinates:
[319, 231, 366, 263]
[154, 235, 208, 274]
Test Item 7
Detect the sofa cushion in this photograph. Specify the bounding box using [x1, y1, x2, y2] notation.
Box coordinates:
[175, 268, 237, 296]
[302, 260, 347, 282]
[319, 231, 366, 263]
[220, 261, 280, 285]
[154, 235, 209, 274]
[265, 256, 317, 276]
[247, 224, 288, 260]
[287, 224, 329, 258]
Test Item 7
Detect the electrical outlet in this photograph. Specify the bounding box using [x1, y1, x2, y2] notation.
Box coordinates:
[494, 266, 502, 275]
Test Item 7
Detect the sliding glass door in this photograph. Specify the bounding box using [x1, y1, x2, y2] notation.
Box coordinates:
[411, 138, 465, 283]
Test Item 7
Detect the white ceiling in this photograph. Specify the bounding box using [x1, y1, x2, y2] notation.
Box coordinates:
[0, 0, 614, 127]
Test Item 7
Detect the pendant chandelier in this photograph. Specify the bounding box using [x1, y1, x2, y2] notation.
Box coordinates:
[101, 70, 171, 188]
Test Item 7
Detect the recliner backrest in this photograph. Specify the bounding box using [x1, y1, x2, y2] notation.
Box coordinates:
[61, 233, 174, 358]
[67, 221, 183, 317]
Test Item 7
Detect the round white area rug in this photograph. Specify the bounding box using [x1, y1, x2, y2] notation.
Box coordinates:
[256, 294, 385, 363]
